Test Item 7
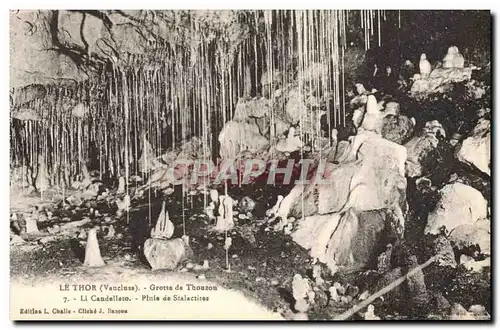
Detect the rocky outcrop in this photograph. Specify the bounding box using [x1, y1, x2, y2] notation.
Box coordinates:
[276, 131, 407, 271]
[218, 97, 274, 159]
[140, 136, 213, 191]
[404, 121, 445, 177]
[456, 119, 490, 176]
[425, 182, 488, 235]
[381, 114, 415, 145]
[410, 67, 476, 99]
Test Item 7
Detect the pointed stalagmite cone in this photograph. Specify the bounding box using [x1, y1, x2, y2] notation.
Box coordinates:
[366, 95, 378, 114]
[164, 210, 174, 238]
[83, 228, 105, 267]
[151, 201, 174, 239]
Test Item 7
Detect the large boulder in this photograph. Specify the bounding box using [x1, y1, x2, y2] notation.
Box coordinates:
[292, 208, 398, 271]
[218, 97, 277, 159]
[456, 119, 490, 176]
[333, 132, 407, 213]
[448, 219, 490, 255]
[143, 238, 191, 270]
[290, 132, 407, 218]
[381, 114, 415, 145]
[425, 183, 488, 235]
[289, 161, 358, 218]
[284, 132, 407, 271]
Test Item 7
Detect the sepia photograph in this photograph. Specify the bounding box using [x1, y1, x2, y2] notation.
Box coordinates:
[9, 9, 492, 321]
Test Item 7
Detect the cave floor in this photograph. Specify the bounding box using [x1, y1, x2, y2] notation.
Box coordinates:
[9, 185, 491, 320]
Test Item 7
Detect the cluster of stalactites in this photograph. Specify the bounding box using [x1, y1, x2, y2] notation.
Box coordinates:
[10, 10, 397, 191]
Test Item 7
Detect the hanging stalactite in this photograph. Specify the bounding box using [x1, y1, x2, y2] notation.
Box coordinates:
[10, 10, 397, 193]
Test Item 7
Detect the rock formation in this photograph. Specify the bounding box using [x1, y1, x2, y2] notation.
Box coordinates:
[214, 195, 235, 232]
[151, 201, 175, 239]
[143, 237, 190, 270]
[273, 130, 408, 271]
[83, 228, 105, 267]
[404, 120, 445, 177]
[425, 182, 488, 235]
[456, 118, 490, 176]
[419, 54, 431, 78]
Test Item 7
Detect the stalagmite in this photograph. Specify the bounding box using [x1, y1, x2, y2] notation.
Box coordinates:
[451, 46, 465, 68]
[292, 274, 311, 313]
[83, 228, 105, 267]
[355, 83, 367, 95]
[443, 46, 455, 69]
[419, 53, 431, 78]
[364, 305, 381, 320]
[443, 46, 465, 69]
[151, 201, 175, 239]
[116, 194, 130, 216]
[25, 215, 39, 234]
[181, 234, 190, 246]
[360, 95, 383, 135]
[214, 195, 234, 232]
[117, 176, 125, 194]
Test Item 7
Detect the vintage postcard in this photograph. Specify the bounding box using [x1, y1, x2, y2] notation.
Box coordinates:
[9, 9, 491, 321]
